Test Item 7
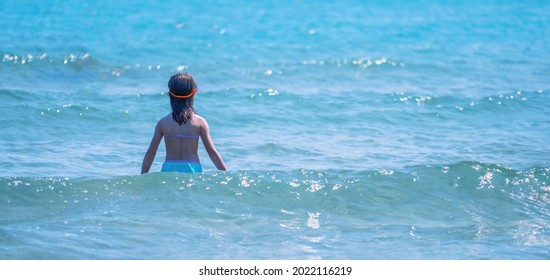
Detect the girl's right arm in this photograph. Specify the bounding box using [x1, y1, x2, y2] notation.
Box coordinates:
[199, 118, 227, 171]
[141, 121, 163, 174]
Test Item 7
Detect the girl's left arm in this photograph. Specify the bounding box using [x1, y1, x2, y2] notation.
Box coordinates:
[141, 121, 163, 174]
[199, 119, 227, 171]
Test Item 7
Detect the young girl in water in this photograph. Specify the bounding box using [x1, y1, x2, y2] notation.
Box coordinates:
[141, 73, 227, 173]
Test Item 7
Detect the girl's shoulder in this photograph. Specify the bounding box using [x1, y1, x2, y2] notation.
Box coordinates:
[193, 114, 206, 124]
[192, 113, 206, 122]
[158, 114, 173, 125]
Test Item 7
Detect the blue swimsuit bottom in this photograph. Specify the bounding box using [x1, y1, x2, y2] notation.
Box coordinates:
[161, 160, 203, 173]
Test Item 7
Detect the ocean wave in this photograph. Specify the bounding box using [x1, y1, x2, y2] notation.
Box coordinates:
[1, 161, 549, 259]
[299, 57, 405, 69]
[1, 53, 98, 69]
[2, 161, 548, 199]
[0, 52, 185, 84]
[390, 90, 548, 111]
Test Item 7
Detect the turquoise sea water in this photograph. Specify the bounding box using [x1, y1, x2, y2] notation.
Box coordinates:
[1, 0, 549, 259]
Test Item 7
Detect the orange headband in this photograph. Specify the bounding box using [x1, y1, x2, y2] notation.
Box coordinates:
[169, 89, 197, 99]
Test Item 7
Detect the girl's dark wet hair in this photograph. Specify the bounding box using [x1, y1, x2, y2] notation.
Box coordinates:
[168, 73, 197, 125]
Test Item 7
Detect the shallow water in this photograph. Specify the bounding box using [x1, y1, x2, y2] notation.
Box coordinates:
[1, 0, 549, 259]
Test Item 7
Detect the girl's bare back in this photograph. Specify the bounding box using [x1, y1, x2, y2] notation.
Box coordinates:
[160, 113, 201, 162]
